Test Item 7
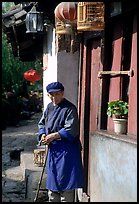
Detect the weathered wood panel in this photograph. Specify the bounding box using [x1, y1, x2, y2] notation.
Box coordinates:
[127, 14, 137, 136]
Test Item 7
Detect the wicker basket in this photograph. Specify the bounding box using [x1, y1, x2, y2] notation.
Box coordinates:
[77, 2, 104, 31]
[55, 17, 68, 34]
[55, 17, 77, 35]
[34, 148, 46, 167]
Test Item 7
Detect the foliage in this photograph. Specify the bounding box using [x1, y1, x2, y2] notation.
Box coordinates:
[107, 100, 128, 119]
[2, 2, 15, 13]
[2, 30, 42, 96]
[2, 2, 43, 96]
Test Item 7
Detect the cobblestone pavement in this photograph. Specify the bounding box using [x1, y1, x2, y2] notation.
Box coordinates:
[2, 113, 41, 202]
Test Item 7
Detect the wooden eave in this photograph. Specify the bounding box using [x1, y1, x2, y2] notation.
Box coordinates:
[2, 1, 62, 61]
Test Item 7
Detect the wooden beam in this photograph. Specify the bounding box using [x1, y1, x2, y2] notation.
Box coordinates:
[98, 69, 134, 78]
[14, 10, 27, 19]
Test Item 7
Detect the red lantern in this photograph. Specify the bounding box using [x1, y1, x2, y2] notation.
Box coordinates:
[54, 2, 77, 23]
[24, 69, 41, 82]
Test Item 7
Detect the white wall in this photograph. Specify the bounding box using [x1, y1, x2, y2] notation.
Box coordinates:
[90, 134, 137, 202]
[57, 50, 79, 107]
[43, 26, 57, 110]
[43, 27, 80, 110]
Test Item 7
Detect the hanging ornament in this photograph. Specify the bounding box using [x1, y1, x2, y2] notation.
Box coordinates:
[77, 2, 105, 31]
[54, 2, 77, 23]
[54, 2, 78, 53]
[54, 2, 77, 34]
[24, 69, 41, 82]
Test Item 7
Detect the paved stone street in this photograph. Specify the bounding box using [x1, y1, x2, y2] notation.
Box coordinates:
[2, 113, 41, 202]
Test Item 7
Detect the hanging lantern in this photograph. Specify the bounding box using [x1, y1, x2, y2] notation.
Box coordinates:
[54, 2, 77, 34]
[54, 2, 77, 23]
[24, 69, 41, 82]
[77, 2, 105, 31]
[25, 5, 43, 33]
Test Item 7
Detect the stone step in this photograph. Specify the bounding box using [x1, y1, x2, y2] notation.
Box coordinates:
[20, 150, 48, 201]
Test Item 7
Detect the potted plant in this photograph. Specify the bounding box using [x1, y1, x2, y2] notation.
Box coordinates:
[107, 100, 128, 134]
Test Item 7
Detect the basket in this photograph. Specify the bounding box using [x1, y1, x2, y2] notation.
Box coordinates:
[34, 148, 46, 167]
[55, 17, 68, 34]
[55, 17, 77, 35]
[77, 2, 104, 31]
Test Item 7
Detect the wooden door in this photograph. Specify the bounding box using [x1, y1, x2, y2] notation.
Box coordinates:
[79, 37, 102, 195]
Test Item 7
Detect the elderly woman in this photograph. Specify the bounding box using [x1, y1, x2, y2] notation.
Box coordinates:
[38, 82, 84, 202]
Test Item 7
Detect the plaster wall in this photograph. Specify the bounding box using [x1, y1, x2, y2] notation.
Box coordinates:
[43, 27, 79, 110]
[89, 134, 137, 202]
[57, 51, 80, 107]
[43, 27, 57, 110]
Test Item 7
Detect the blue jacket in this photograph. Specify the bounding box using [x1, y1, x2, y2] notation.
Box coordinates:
[38, 98, 84, 191]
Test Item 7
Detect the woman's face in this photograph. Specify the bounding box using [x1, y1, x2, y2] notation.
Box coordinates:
[48, 91, 64, 106]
